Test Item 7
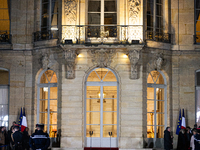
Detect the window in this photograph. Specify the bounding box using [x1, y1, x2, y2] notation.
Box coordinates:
[147, 71, 167, 144]
[41, 0, 58, 32]
[0, 0, 10, 43]
[195, 0, 200, 43]
[37, 70, 57, 138]
[0, 69, 9, 129]
[146, 0, 163, 41]
[196, 70, 200, 124]
[87, 0, 117, 38]
[85, 68, 118, 147]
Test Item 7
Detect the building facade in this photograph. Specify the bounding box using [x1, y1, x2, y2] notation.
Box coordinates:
[0, 0, 199, 149]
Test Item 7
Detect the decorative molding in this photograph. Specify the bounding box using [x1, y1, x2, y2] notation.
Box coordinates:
[64, 0, 77, 22]
[128, 49, 140, 79]
[63, 49, 77, 79]
[154, 53, 164, 70]
[128, 0, 141, 23]
[89, 49, 116, 68]
[40, 51, 57, 70]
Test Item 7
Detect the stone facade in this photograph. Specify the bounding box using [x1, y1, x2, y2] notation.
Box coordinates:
[0, 0, 199, 149]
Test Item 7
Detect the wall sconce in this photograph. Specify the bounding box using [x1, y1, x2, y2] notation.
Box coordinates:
[123, 54, 128, 58]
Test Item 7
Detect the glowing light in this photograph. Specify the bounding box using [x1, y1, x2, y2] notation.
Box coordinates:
[123, 54, 128, 58]
[77, 54, 82, 58]
[43, 87, 48, 92]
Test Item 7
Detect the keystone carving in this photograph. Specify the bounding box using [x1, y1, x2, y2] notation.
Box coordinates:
[64, 0, 77, 22]
[63, 49, 77, 79]
[154, 53, 164, 70]
[40, 51, 56, 70]
[128, 50, 140, 79]
[89, 49, 116, 68]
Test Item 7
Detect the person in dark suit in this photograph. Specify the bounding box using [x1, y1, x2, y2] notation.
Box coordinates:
[29, 124, 50, 150]
[12, 125, 23, 150]
[164, 127, 173, 150]
[177, 129, 187, 150]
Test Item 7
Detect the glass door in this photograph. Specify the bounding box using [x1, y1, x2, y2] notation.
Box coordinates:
[85, 68, 118, 147]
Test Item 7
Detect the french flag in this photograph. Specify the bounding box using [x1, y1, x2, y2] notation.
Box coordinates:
[21, 108, 27, 132]
[181, 109, 186, 129]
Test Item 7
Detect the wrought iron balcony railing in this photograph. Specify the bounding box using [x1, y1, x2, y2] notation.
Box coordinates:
[146, 31, 171, 43]
[0, 31, 11, 44]
[62, 25, 143, 45]
[34, 30, 59, 42]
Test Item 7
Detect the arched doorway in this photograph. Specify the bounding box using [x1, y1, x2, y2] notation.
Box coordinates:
[85, 68, 119, 147]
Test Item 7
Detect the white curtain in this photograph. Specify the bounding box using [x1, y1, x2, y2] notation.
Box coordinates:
[0, 87, 8, 127]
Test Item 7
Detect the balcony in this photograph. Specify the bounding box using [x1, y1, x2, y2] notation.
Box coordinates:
[145, 31, 171, 43]
[0, 31, 11, 44]
[33, 30, 59, 42]
[61, 25, 143, 45]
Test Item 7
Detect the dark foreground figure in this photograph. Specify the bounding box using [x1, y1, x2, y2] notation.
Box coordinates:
[164, 127, 173, 150]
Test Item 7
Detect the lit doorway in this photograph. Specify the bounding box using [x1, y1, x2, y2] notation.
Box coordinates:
[85, 68, 118, 147]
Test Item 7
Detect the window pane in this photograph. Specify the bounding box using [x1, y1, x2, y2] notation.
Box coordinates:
[196, 90, 200, 124]
[147, 126, 154, 138]
[147, 15, 153, 27]
[42, 3, 49, 15]
[86, 112, 100, 124]
[39, 113, 48, 124]
[147, 113, 155, 125]
[87, 71, 101, 82]
[156, 4, 162, 16]
[0, 105, 8, 121]
[0, 70, 9, 85]
[44, 125, 47, 133]
[40, 100, 48, 112]
[87, 86, 100, 98]
[88, 0, 101, 12]
[0, 88, 8, 105]
[50, 113, 57, 125]
[86, 125, 100, 137]
[156, 101, 164, 112]
[103, 125, 117, 137]
[147, 0, 154, 15]
[157, 113, 165, 125]
[197, 72, 200, 86]
[50, 100, 57, 112]
[104, 0, 116, 12]
[103, 86, 117, 98]
[86, 99, 101, 111]
[103, 112, 117, 124]
[103, 71, 117, 82]
[95, 68, 109, 80]
[49, 125, 57, 138]
[50, 87, 57, 99]
[147, 87, 154, 99]
[156, 88, 164, 100]
[88, 13, 100, 24]
[157, 126, 164, 138]
[104, 13, 117, 24]
[103, 99, 117, 111]
[40, 88, 48, 99]
[147, 100, 154, 112]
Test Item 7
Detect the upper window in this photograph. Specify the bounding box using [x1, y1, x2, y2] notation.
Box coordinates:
[146, 0, 164, 42]
[41, 0, 58, 31]
[195, 0, 200, 43]
[87, 0, 117, 38]
[0, 0, 10, 43]
[37, 70, 58, 138]
[147, 71, 167, 147]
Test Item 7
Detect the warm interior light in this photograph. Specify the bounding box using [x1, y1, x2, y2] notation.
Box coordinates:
[77, 54, 82, 58]
[123, 54, 128, 58]
[43, 87, 48, 92]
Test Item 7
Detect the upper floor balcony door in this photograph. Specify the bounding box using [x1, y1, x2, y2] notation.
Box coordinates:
[87, 0, 117, 41]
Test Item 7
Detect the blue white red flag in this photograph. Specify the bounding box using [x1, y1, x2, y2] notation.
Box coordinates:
[18, 107, 23, 130]
[181, 109, 186, 129]
[176, 109, 182, 135]
[21, 107, 27, 132]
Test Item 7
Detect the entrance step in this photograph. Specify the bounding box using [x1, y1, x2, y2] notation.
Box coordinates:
[84, 148, 118, 150]
[51, 148, 153, 150]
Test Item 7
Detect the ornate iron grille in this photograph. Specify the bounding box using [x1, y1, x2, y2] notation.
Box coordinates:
[0, 31, 11, 44]
[33, 30, 59, 42]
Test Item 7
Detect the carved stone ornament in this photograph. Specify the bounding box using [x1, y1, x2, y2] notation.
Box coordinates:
[128, 50, 140, 79]
[89, 49, 116, 68]
[128, 0, 141, 23]
[40, 51, 56, 70]
[64, 0, 77, 22]
[63, 49, 77, 79]
[154, 53, 164, 70]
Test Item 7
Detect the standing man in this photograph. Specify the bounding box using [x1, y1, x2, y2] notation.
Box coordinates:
[12, 125, 23, 150]
[164, 127, 173, 150]
[29, 124, 50, 150]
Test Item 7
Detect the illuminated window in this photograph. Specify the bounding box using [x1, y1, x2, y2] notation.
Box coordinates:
[146, 0, 163, 41]
[85, 68, 118, 147]
[37, 70, 57, 138]
[196, 70, 200, 124]
[0, 69, 9, 129]
[195, 0, 200, 43]
[147, 71, 166, 142]
[41, 0, 58, 32]
[87, 0, 117, 37]
[0, 0, 10, 43]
